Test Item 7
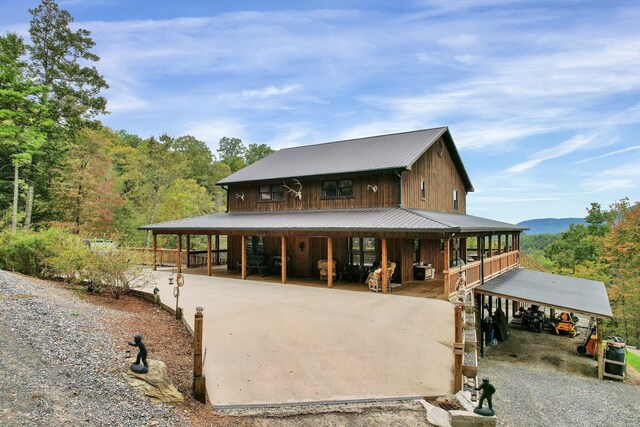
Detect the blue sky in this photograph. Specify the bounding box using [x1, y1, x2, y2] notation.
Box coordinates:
[1, 0, 639, 223]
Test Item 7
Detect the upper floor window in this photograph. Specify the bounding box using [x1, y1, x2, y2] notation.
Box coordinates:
[420, 177, 426, 199]
[322, 179, 353, 198]
[453, 189, 459, 211]
[259, 184, 284, 201]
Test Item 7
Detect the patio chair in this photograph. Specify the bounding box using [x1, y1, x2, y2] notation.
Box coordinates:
[317, 259, 337, 281]
[368, 261, 397, 292]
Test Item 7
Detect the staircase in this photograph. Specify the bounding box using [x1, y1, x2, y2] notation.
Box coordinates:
[518, 252, 548, 272]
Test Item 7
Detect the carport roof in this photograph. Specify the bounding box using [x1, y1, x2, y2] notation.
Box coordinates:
[139, 207, 527, 234]
[476, 268, 612, 319]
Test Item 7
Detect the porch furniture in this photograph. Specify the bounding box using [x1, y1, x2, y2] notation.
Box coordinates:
[337, 266, 355, 282]
[244, 253, 267, 276]
[368, 261, 397, 292]
[273, 254, 291, 274]
[414, 264, 435, 280]
[317, 259, 337, 281]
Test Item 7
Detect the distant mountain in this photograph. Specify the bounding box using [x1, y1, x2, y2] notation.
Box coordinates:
[517, 217, 586, 235]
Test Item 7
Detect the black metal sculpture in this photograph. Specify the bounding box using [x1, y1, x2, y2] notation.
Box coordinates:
[128, 334, 149, 374]
[473, 377, 496, 416]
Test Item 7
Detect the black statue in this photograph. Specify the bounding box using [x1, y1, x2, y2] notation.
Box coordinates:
[473, 377, 496, 416]
[128, 334, 149, 374]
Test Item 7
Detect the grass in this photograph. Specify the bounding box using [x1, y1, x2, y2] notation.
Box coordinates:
[627, 350, 640, 372]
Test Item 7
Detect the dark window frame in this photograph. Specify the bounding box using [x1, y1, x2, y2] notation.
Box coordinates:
[420, 177, 426, 199]
[453, 189, 459, 211]
[259, 184, 284, 202]
[349, 237, 376, 267]
[245, 236, 264, 254]
[322, 179, 353, 199]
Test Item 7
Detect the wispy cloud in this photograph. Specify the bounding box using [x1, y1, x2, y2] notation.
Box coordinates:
[575, 145, 640, 164]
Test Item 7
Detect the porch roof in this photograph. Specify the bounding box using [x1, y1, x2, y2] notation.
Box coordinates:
[476, 268, 612, 319]
[139, 207, 526, 234]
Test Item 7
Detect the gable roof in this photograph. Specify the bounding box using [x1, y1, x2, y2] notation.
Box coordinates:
[217, 127, 474, 191]
[139, 207, 524, 234]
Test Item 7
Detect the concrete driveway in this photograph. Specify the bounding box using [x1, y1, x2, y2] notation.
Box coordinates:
[145, 270, 454, 407]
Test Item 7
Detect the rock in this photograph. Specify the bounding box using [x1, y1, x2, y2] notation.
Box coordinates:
[420, 401, 452, 427]
[122, 359, 183, 404]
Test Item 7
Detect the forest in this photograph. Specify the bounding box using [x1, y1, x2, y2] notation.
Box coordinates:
[1, 1, 639, 344]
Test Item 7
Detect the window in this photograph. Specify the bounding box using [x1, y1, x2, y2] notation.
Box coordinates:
[420, 177, 426, 199]
[322, 179, 353, 198]
[245, 236, 264, 254]
[413, 239, 420, 263]
[453, 189, 459, 211]
[259, 184, 284, 201]
[349, 237, 376, 266]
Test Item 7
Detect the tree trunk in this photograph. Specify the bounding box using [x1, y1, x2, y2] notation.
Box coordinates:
[12, 165, 19, 234]
[24, 182, 34, 231]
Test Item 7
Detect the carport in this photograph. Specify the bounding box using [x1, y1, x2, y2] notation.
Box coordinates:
[474, 268, 613, 379]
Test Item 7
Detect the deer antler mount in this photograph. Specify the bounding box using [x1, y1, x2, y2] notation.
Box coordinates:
[235, 193, 245, 202]
[283, 179, 303, 200]
[367, 184, 378, 193]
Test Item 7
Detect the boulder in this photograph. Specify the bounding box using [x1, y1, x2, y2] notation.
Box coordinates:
[122, 359, 183, 404]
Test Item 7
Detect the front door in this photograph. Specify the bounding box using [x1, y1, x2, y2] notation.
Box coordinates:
[289, 237, 310, 277]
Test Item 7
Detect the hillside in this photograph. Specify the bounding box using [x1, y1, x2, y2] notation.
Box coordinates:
[517, 217, 585, 235]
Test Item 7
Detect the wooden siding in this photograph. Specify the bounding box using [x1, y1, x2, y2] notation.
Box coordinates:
[401, 137, 467, 213]
[227, 173, 400, 212]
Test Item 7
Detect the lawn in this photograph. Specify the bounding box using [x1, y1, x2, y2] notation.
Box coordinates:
[627, 350, 640, 372]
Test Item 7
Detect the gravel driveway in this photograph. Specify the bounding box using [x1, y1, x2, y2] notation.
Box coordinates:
[0, 271, 181, 427]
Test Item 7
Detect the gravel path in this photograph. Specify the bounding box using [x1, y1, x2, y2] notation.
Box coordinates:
[0, 271, 181, 427]
[480, 358, 640, 426]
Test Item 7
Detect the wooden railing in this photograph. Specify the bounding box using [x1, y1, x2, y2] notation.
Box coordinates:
[519, 252, 547, 272]
[129, 248, 227, 267]
[445, 250, 520, 298]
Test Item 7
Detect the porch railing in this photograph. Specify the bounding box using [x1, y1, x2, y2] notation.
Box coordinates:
[129, 248, 228, 267]
[445, 250, 520, 298]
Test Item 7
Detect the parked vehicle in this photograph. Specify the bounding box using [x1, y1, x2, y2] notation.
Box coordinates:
[521, 305, 545, 333]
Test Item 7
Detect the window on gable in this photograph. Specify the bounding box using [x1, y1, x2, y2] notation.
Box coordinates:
[322, 179, 353, 198]
[259, 185, 284, 201]
[453, 189, 459, 211]
[420, 177, 426, 199]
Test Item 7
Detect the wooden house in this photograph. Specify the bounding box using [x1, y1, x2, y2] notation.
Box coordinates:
[141, 127, 527, 299]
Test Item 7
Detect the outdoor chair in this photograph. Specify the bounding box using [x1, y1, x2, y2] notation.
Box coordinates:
[317, 259, 337, 281]
[368, 261, 397, 292]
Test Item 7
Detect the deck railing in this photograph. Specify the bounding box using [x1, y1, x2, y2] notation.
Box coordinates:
[518, 252, 547, 272]
[129, 248, 227, 267]
[445, 250, 520, 298]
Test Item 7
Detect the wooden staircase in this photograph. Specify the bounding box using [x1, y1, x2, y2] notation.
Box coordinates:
[518, 252, 548, 272]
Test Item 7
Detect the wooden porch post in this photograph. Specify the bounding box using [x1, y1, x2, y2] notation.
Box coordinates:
[443, 238, 450, 296]
[327, 237, 333, 288]
[381, 238, 388, 294]
[497, 235, 502, 255]
[241, 236, 247, 280]
[207, 234, 212, 276]
[176, 234, 182, 274]
[215, 234, 220, 265]
[152, 232, 157, 271]
[186, 235, 191, 268]
[281, 236, 287, 284]
[597, 318, 604, 379]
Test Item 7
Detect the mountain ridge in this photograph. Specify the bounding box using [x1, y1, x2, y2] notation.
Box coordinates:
[517, 217, 586, 235]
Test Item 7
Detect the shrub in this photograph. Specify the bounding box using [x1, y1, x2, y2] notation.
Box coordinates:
[83, 248, 152, 298]
[0, 228, 77, 277]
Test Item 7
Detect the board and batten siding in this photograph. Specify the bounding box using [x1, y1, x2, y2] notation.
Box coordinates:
[401, 137, 467, 214]
[227, 173, 400, 212]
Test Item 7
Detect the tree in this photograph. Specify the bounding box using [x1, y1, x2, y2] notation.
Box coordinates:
[604, 202, 640, 345]
[24, 0, 108, 229]
[0, 32, 49, 233]
[217, 137, 246, 172]
[245, 143, 275, 165]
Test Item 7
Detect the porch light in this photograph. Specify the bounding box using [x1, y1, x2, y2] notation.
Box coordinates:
[196, 306, 204, 315]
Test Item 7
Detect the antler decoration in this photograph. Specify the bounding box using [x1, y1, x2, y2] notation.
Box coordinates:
[283, 179, 303, 200]
[235, 193, 245, 201]
[367, 184, 378, 193]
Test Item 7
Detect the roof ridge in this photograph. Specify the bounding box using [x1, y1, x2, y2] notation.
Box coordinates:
[277, 127, 448, 152]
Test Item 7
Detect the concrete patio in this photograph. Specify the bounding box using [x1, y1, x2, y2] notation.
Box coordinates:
[144, 270, 455, 407]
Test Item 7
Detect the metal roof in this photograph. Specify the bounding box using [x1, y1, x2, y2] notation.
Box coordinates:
[139, 207, 525, 233]
[217, 127, 474, 192]
[476, 268, 612, 319]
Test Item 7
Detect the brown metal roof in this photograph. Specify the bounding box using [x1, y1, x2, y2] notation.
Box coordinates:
[476, 268, 612, 319]
[217, 127, 474, 192]
[139, 207, 524, 233]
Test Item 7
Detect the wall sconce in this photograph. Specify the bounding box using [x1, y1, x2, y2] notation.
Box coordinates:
[299, 241, 306, 252]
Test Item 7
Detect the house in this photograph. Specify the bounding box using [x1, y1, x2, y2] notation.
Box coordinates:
[141, 127, 527, 299]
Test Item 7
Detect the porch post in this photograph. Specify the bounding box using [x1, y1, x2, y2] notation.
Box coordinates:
[186, 235, 191, 268]
[327, 237, 333, 288]
[381, 238, 388, 294]
[597, 318, 604, 379]
[480, 293, 485, 357]
[497, 235, 502, 255]
[281, 236, 287, 284]
[207, 234, 212, 276]
[176, 234, 182, 274]
[453, 302, 464, 392]
[241, 235, 247, 280]
[152, 232, 157, 271]
[215, 234, 220, 265]
[443, 238, 451, 296]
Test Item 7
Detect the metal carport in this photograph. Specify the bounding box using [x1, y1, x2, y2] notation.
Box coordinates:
[475, 268, 613, 379]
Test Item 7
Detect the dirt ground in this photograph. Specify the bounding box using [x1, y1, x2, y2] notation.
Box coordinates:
[481, 321, 640, 385]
